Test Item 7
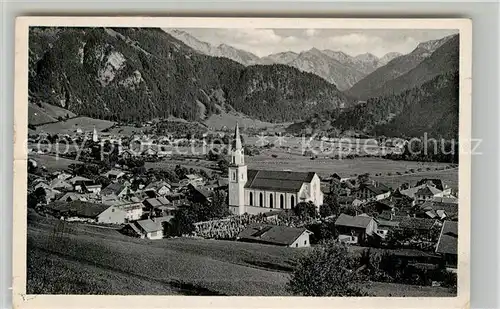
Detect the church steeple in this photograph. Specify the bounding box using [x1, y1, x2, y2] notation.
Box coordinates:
[92, 126, 98, 142]
[234, 122, 242, 150]
[228, 122, 247, 215]
[231, 122, 244, 166]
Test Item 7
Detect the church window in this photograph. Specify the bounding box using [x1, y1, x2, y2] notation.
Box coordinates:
[232, 172, 236, 181]
[249, 192, 253, 206]
[232, 156, 235, 164]
[259, 193, 263, 206]
[280, 194, 284, 209]
[291, 196, 295, 209]
[269, 194, 274, 208]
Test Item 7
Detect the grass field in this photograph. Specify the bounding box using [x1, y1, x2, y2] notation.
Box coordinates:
[246, 152, 457, 189]
[27, 213, 455, 296]
[28, 154, 83, 172]
[36, 117, 115, 135]
[27, 213, 299, 295]
[29, 103, 77, 126]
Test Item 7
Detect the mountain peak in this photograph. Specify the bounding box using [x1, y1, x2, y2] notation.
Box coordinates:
[355, 53, 379, 62]
[415, 34, 457, 53]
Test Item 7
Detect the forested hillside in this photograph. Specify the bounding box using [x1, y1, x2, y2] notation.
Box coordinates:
[292, 71, 459, 139]
[346, 34, 456, 100]
[29, 27, 349, 124]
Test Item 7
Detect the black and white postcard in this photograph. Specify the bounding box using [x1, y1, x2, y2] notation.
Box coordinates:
[13, 17, 471, 309]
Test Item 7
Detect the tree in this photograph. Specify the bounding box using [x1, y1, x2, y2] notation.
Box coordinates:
[322, 193, 340, 217]
[293, 202, 317, 219]
[319, 203, 334, 218]
[287, 240, 367, 296]
[217, 158, 229, 173]
[168, 208, 196, 236]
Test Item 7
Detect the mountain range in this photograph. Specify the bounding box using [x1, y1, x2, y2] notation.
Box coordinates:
[346, 34, 456, 100]
[165, 29, 402, 90]
[28, 27, 350, 124]
[290, 34, 460, 139]
[28, 27, 459, 139]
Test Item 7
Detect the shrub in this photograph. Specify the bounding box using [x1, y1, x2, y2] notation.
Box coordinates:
[287, 241, 367, 296]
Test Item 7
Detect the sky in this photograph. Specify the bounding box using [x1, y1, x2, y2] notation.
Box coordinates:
[172, 28, 458, 58]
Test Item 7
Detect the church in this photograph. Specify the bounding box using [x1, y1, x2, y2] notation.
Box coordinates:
[228, 124, 324, 215]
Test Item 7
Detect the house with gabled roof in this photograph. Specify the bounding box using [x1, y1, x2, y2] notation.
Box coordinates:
[45, 200, 126, 224]
[101, 182, 130, 199]
[144, 181, 171, 196]
[435, 220, 458, 271]
[354, 182, 391, 201]
[49, 178, 73, 191]
[228, 124, 323, 215]
[237, 224, 313, 248]
[123, 219, 163, 240]
[335, 213, 378, 244]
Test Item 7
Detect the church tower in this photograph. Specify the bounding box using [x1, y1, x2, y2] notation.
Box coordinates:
[228, 123, 247, 215]
[92, 126, 99, 142]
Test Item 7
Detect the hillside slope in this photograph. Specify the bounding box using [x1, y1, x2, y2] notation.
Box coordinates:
[293, 71, 459, 139]
[347, 34, 456, 100]
[286, 48, 366, 90]
[29, 27, 349, 124]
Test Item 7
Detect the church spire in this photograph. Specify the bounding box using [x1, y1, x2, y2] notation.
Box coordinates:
[234, 122, 242, 150]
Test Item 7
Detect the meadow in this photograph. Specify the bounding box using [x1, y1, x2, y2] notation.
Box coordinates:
[28, 154, 83, 172]
[36, 117, 115, 135]
[27, 213, 455, 296]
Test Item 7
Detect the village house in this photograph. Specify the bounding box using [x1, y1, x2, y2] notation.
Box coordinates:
[101, 182, 131, 200]
[102, 169, 126, 180]
[334, 213, 378, 245]
[353, 183, 391, 201]
[49, 178, 73, 191]
[414, 186, 443, 204]
[68, 175, 91, 185]
[435, 220, 458, 272]
[142, 197, 176, 217]
[237, 224, 313, 248]
[374, 218, 400, 239]
[398, 217, 440, 236]
[57, 192, 96, 203]
[180, 174, 205, 187]
[116, 202, 143, 222]
[123, 219, 163, 240]
[44, 200, 127, 224]
[144, 181, 171, 196]
[121, 149, 137, 160]
[228, 124, 323, 215]
[82, 182, 102, 194]
[419, 199, 458, 221]
[55, 172, 73, 181]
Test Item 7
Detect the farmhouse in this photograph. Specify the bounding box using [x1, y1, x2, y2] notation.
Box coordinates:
[123, 219, 163, 240]
[354, 183, 391, 201]
[335, 213, 378, 244]
[45, 200, 126, 224]
[116, 202, 143, 222]
[49, 178, 73, 191]
[436, 220, 458, 272]
[101, 182, 130, 199]
[237, 224, 313, 248]
[144, 181, 171, 196]
[102, 169, 126, 180]
[228, 124, 323, 215]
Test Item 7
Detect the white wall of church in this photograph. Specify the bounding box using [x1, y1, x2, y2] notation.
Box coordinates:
[245, 189, 298, 210]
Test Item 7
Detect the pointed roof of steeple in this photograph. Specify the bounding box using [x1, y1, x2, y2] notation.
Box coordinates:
[234, 122, 242, 150]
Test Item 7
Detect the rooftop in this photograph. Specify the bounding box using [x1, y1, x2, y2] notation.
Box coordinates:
[335, 213, 374, 229]
[238, 224, 311, 246]
[436, 221, 458, 255]
[245, 170, 316, 193]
